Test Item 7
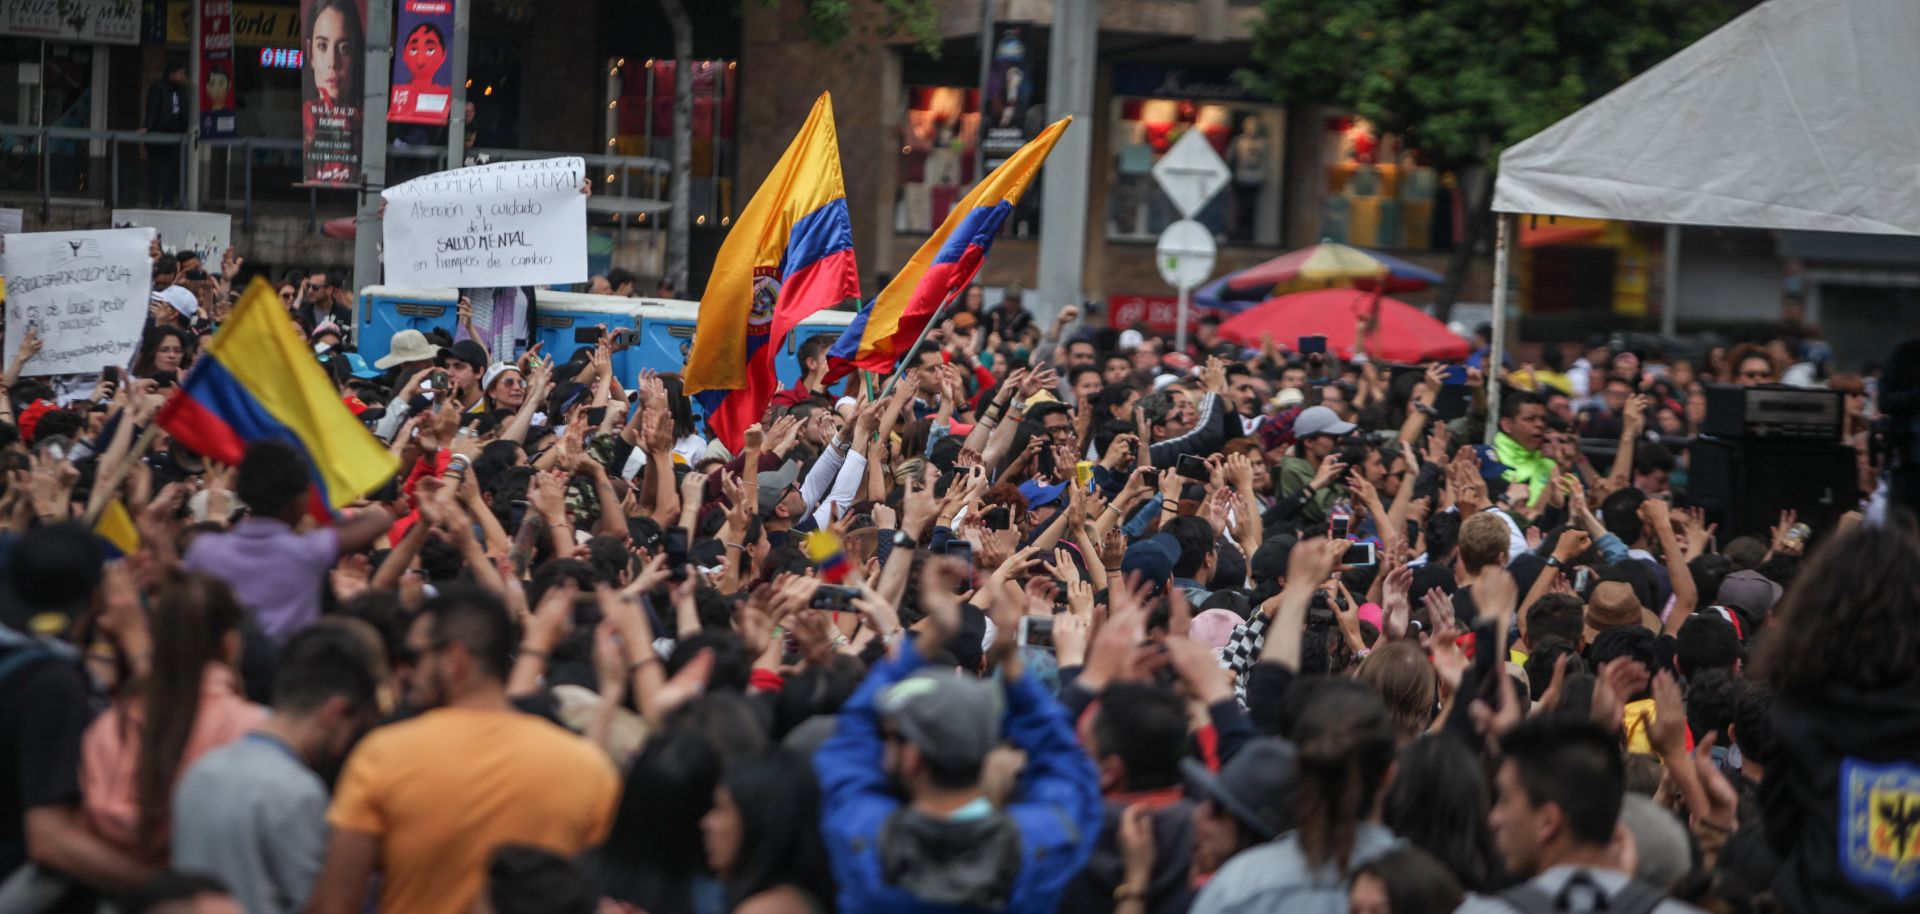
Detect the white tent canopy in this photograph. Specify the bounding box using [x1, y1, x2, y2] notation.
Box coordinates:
[1492, 0, 1920, 237]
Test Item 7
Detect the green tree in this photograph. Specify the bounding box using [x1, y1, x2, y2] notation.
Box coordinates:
[1245, 0, 1749, 314]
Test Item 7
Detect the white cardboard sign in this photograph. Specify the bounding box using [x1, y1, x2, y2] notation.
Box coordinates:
[112, 209, 232, 271]
[2, 228, 155, 377]
[382, 156, 588, 289]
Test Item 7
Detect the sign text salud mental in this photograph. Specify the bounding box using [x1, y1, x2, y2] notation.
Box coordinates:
[381, 156, 588, 289]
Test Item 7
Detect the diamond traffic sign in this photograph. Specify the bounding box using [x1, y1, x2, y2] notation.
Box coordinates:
[1151, 130, 1231, 219]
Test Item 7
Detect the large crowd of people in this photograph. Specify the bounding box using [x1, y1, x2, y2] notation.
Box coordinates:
[1, 242, 1916, 914]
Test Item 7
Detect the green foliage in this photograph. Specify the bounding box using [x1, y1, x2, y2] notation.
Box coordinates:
[768, 0, 945, 56]
[1244, 0, 1748, 164]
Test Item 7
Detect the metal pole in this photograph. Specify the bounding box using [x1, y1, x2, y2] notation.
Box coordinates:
[353, 0, 395, 303]
[1175, 283, 1190, 355]
[875, 297, 962, 402]
[242, 137, 253, 226]
[1036, 0, 1096, 324]
[1661, 223, 1680, 337]
[1486, 213, 1511, 445]
[186, 0, 202, 208]
[445, 0, 470, 171]
[973, 0, 994, 183]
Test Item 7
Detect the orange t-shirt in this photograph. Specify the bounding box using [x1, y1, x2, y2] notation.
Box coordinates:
[328, 707, 619, 914]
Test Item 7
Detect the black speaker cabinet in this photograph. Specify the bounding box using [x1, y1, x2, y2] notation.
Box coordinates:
[1686, 437, 1858, 542]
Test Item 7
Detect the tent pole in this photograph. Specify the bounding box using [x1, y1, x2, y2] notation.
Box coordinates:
[1661, 224, 1680, 337]
[1486, 213, 1511, 445]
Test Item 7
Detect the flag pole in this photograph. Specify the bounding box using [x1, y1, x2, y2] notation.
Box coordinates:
[81, 422, 166, 528]
[873, 296, 961, 403]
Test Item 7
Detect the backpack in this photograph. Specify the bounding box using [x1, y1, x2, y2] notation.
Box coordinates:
[1499, 870, 1669, 914]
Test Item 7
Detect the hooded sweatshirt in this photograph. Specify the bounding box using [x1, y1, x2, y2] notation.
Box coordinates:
[1763, 677, 1920, 914]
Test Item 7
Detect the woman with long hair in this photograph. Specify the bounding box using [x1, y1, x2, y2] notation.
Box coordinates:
[1381, 734, 1500, 893]
[1349, 846, 1465, 914]
[589, 697, 768, 914]
[1189, 679, 1401, 910]
[701, 751, 835, 913]
[80, 575, 266, 858]
[1752, 518, 1920, 914]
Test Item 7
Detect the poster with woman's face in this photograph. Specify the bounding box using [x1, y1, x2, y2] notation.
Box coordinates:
[301, 0, 368, 186]
[389, 0, 455, 125]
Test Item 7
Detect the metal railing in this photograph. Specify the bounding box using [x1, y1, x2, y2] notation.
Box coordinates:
[0, 124, 669, 235]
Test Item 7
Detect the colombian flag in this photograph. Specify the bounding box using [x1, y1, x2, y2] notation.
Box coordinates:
[829, 117, 1071, 377]
[93, 499, 141, 559]
[686, 93, 861, 451]
[157, 278, 399, 512]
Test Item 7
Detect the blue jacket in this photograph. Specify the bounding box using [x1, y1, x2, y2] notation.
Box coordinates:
[815, 635, 1103, 914]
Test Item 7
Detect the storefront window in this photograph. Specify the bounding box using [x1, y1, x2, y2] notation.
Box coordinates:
[1107, 65, 1283, 246]
[610, 58, 737, 226]
[1320, 115, 1454, 252]
[894, 85, 980, 235]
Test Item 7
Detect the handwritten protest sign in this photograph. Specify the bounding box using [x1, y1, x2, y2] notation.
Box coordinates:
[112, 209, 231, 270]
[382, 156, 587, 289]
[1, 228, 154, 377]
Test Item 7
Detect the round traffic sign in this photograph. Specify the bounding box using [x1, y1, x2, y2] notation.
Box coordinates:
[1156, 219, 1217, 289]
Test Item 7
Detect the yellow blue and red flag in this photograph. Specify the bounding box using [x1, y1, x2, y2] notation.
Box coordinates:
[157, 278, 399, 514]
[804, 529, 849, 583]
[93, 499, 141, 559]
[829, 117, 1071, 377]
[686, 92, 861, 451]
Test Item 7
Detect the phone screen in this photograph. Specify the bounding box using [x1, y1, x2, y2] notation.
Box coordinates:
[945, 539, 973, 568]
[1330, 514, 1351, 540]
[1298, 335, 1327, 355]
[809, 585, 858, 612]
[664, 528, 689, 581]
[1019, 615, 1055, 651]
[1177, 454, 1209, 481]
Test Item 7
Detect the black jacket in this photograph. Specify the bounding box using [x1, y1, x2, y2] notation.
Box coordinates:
[1762, 678, 1920, 914]
[144, 79, 186, 133]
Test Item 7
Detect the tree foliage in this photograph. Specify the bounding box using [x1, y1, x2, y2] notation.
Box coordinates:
[772, 0, 946, 56]
[1244, 0, 1751, 164]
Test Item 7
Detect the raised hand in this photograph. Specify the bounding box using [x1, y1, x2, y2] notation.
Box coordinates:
[1192, 355, 1224, 394]
[528, 472, 567, 523]
[1690, 732, 1741, 833]
[1309, 456, 1347, 492]
[1380, 563, 1414, 641]
[1768, 509, 1803, 557]
[1649, 670, 1689, 761]
[1475, 565, 1518, 622]
[525, 578, 578, 654]
[1622, 393, 1650, 438]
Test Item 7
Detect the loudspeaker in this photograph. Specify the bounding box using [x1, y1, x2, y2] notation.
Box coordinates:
[1686, 437, 1858, 542]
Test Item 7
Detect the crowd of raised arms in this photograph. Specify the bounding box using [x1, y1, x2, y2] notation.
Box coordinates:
[1, 243, 1916, 914]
